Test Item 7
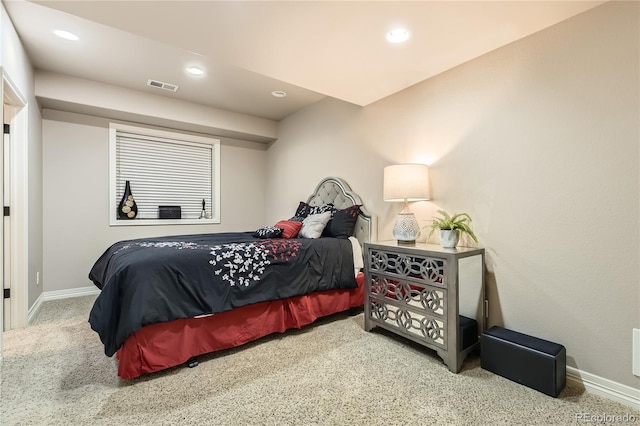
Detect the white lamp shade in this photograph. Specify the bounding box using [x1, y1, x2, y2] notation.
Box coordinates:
[383, 164, 430, 202]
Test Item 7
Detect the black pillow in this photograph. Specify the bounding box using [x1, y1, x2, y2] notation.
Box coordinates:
[253, 226, 284, 239]
[293, 201, 311, 218]
[322, 205, 361, 239]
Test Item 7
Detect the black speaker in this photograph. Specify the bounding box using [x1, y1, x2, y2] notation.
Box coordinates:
[158, 206, 181, 219]
[481, 326, 566, 397]
[459, 315, 478, 351]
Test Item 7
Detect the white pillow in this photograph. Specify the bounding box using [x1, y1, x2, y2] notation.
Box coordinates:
[349, 236, 364, 276]
[299, 212, 332, 239]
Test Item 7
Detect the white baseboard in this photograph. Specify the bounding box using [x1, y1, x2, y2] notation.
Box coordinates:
[27, 286, 100, 325]
[42, 286, 100, 301]
[567, 366, 640, 410]
[26, 293, 44, 324]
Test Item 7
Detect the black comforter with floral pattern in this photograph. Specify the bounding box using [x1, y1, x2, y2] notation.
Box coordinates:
[88, 232, 356, 357]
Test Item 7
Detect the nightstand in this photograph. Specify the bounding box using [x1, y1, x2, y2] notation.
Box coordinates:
[364, 241, 486, 373]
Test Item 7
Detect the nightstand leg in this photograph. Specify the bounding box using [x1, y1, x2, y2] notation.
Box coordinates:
[364, 301, 373, 331]
[437, 350, 461, 373]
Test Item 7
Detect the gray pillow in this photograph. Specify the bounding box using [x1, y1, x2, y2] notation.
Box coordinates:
[298, 212, 332, 239]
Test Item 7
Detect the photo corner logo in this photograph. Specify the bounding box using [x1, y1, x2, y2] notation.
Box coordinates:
[575, 413, 638, 423]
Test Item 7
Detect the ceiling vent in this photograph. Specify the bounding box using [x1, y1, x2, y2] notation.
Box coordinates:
[147, 79, 179, 92]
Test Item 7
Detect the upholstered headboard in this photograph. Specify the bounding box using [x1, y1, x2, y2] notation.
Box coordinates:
[306, 177, 375, 247]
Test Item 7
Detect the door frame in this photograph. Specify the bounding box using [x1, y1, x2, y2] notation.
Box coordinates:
[1, 69, 28, 340]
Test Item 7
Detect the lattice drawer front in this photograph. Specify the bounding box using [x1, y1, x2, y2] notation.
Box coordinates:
[369, 299, 447, 348]
[369, 275, 446, 317]
[368, 250, 446, 287]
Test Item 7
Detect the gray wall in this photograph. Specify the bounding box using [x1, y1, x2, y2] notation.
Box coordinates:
[265, 2, 639, 388]
[42, 110, 267, 293]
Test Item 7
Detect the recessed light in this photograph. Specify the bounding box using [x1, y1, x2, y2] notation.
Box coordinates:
[187, 66, 204, 76]
[386, 28, 410, 43]
[53, 30, 79, 41]
[271, 90, 287, 98]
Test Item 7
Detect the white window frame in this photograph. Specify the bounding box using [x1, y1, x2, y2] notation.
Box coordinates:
[109, 123, 220, 226]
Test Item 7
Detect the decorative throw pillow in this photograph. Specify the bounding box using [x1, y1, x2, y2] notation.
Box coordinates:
[291, 201, 335, 220]
[274, 220, 303, 239]
[323, 205, 361, 239]
[293, 201, 311, 218]
[298, 212, 332, 239]
[253, 226, 283, 239]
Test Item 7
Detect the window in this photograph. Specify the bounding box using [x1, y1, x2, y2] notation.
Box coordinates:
[109, 123, 220, 226]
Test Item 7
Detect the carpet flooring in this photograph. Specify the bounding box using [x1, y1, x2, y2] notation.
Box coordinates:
[1, 295, 637, 425]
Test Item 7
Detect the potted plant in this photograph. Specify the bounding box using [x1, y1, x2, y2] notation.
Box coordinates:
[427, 210, 478, 248]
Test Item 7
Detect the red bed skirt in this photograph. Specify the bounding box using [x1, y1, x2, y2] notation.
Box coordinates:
[116, 273, 365, 379]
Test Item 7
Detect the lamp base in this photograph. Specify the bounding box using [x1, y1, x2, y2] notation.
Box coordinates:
[393, 212, 420, 245]
[397, 239, 417, 245]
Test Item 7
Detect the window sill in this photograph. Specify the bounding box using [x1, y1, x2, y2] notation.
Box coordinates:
[109, 218, 220, 226]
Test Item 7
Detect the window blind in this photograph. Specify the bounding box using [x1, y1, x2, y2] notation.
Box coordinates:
[115, 130, 215, 220]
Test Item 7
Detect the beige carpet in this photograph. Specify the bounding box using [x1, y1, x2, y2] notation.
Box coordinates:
[1, 296, 637, 425]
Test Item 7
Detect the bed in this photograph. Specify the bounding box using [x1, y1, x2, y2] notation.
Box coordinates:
[88, 177, 375, 379]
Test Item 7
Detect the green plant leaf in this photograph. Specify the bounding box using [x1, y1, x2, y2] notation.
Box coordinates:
[427, 210, 478, 243]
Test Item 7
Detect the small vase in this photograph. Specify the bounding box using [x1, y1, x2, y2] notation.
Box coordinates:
[117, 180, 138, 219]
[439, 229, 459, 248]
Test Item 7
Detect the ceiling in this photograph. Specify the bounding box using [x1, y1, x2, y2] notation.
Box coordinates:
[4, 0, 606, 122]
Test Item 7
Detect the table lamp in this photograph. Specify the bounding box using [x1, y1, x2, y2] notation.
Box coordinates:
[383, 164, 430, 244]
